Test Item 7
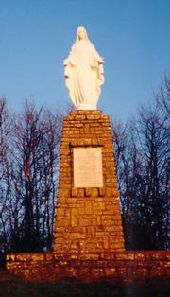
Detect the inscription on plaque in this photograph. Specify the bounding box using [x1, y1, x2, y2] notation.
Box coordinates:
[73, 148, 103, 188]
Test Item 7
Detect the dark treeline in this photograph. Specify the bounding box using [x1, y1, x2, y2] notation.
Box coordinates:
[0, 77, 170, 254]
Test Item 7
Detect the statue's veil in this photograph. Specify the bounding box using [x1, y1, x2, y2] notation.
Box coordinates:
[76, 26, 90, 42]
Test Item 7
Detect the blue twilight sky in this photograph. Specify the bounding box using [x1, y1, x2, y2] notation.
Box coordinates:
[1, 0, 170, 121]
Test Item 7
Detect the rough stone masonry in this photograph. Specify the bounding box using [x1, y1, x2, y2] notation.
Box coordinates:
[53, 110, 125, 256]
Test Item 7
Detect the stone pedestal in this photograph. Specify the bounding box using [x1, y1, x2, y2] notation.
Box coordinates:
[53, 110, 125, 256]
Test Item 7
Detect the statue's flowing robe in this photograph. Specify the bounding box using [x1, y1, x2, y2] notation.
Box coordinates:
[64, 40, 104, 109]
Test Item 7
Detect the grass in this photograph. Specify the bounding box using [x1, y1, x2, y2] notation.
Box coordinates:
[0, 278, 170, 297]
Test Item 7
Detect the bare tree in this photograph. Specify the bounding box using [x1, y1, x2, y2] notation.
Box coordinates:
[112, 99, 170, 250]
[112, 120, 147, 249]
[156, 75, 170, 115]
[0, 98, 13, 252]
[0, 99, 62, 252]
[9, 101, 62, 251]
[137, 105, 167, 248]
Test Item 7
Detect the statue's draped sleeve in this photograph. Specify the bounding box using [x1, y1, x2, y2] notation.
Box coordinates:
[63, 45, 77, 105]
[90, 44, 104, 86]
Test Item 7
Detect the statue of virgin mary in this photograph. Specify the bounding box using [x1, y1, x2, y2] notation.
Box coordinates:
[64, 26, 104, 110]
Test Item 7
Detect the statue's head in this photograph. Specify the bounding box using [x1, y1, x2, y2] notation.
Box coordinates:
[76, 26, 89, 42]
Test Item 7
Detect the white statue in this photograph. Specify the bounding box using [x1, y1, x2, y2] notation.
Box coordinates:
[64, 26, 104, 110]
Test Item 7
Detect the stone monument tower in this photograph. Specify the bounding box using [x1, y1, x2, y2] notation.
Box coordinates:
[53, 26, 125, 257]
[7, 27, 170, 282]
[53, 110, 125, 256]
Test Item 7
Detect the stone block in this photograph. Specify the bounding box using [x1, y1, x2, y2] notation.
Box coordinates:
[85, 201, 93, 214]
[166, 253, 170, 260]
[71, 188, 78, 197]
[106, 187, 112, 197]
[126, 253, 135, 260]
[98, 187, 105, 196]
[91, 188, 98, 197]
[78, 207, 86, 215]
[96, 242, 104, 249]
[104, 267, 117, 276]
[94, 201, 105, 210]
[134, 252, 145, 260]
[71, 209, 78, 226]
[77, 188, 84, 197]
[78, 217, 91, 226]
[151, 251, 166, 260]
[103, 236, 110, 249]
[85, 187, 91, 197]
[96, 216, 102, 225]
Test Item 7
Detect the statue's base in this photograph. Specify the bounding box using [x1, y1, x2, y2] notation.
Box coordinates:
[76, 103, 96, 110]
[53, 110, 125, 255]
[7, 251, 170, 282]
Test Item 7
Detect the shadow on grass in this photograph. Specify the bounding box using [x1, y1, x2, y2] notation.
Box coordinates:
[0, 278, 170, 297]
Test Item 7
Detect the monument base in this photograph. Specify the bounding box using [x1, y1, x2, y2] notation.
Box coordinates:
[7, 251, 170, 282]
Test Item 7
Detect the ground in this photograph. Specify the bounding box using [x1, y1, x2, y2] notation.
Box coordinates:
[0, 271, 170, 297]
